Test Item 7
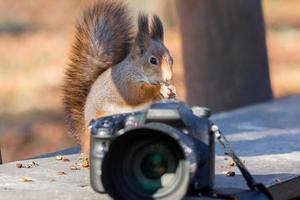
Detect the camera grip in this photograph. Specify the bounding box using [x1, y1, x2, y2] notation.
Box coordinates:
[90, 157, 106, 193]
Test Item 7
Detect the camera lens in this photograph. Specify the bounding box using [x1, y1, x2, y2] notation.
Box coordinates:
[141, 151, 168, 179]
[101, 125, 194, 200]
[127, 140, 179, 194]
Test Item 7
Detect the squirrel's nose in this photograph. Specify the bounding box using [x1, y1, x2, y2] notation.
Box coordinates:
[162, 64, 173, 81]
[163, 72, 173, 81]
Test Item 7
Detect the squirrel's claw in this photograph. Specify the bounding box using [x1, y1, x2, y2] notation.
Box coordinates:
[159, 83, 176, 99]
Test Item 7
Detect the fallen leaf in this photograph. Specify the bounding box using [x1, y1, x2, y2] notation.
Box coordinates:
[55, 155, 63, 160]
[20, 176, 33, 182]
[57, 171, 67, 175]
[16, 163, 23, 168]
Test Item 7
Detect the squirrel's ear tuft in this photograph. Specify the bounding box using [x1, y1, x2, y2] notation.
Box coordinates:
[150, 15, 164, 41]
[134, 13, 150, 55]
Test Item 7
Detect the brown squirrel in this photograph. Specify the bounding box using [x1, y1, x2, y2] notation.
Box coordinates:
[63, 0, 176, 156]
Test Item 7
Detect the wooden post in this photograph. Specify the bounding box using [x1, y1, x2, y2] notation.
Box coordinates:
[176, 0, 273, 111]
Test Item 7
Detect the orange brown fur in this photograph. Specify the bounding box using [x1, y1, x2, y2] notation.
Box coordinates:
[82, 110, 108, 155]
[63, 0, 133, 143]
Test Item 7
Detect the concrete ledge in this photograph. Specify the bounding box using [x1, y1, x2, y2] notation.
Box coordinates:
[0, 95, 300, 199]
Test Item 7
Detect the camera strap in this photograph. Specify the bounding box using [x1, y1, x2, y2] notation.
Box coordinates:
[210, 124, 273, 199]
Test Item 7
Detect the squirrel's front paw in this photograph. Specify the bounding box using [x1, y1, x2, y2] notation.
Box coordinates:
[160, 83, 176, 99]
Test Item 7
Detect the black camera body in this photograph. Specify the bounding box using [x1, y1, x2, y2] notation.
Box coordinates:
[90, 100, 215, 200]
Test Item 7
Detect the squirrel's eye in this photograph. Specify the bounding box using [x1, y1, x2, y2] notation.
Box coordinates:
[149, 56, 158, 65]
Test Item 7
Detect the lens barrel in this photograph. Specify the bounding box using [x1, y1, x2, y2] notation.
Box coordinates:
[101, 123, 198, 200]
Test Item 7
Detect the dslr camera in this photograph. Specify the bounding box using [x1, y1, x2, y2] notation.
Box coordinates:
[89, 100, 215, 200]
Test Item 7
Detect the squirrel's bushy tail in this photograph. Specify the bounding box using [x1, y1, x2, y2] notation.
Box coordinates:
[63, 0, 134, 142]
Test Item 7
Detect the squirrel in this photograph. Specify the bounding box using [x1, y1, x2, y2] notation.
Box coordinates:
[63, 0, 176, 156]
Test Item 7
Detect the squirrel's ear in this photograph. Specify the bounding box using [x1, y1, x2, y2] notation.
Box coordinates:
[150, 15, 164, 41]
[134, 13, 150, 55]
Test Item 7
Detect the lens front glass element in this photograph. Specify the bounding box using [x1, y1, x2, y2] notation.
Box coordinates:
[141, 150, 168, 180]
[123, 136, 182, 195]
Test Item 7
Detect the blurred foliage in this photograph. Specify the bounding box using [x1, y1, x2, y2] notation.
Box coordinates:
[0, 0, 299, 162]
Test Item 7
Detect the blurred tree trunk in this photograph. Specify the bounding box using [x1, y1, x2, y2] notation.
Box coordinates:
[175, 0, 273, 111]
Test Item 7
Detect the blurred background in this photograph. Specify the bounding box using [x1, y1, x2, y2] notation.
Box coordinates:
[0, 0, 299, 162]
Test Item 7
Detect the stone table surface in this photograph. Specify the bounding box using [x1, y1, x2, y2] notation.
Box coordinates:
[1, 95, 300, 200]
